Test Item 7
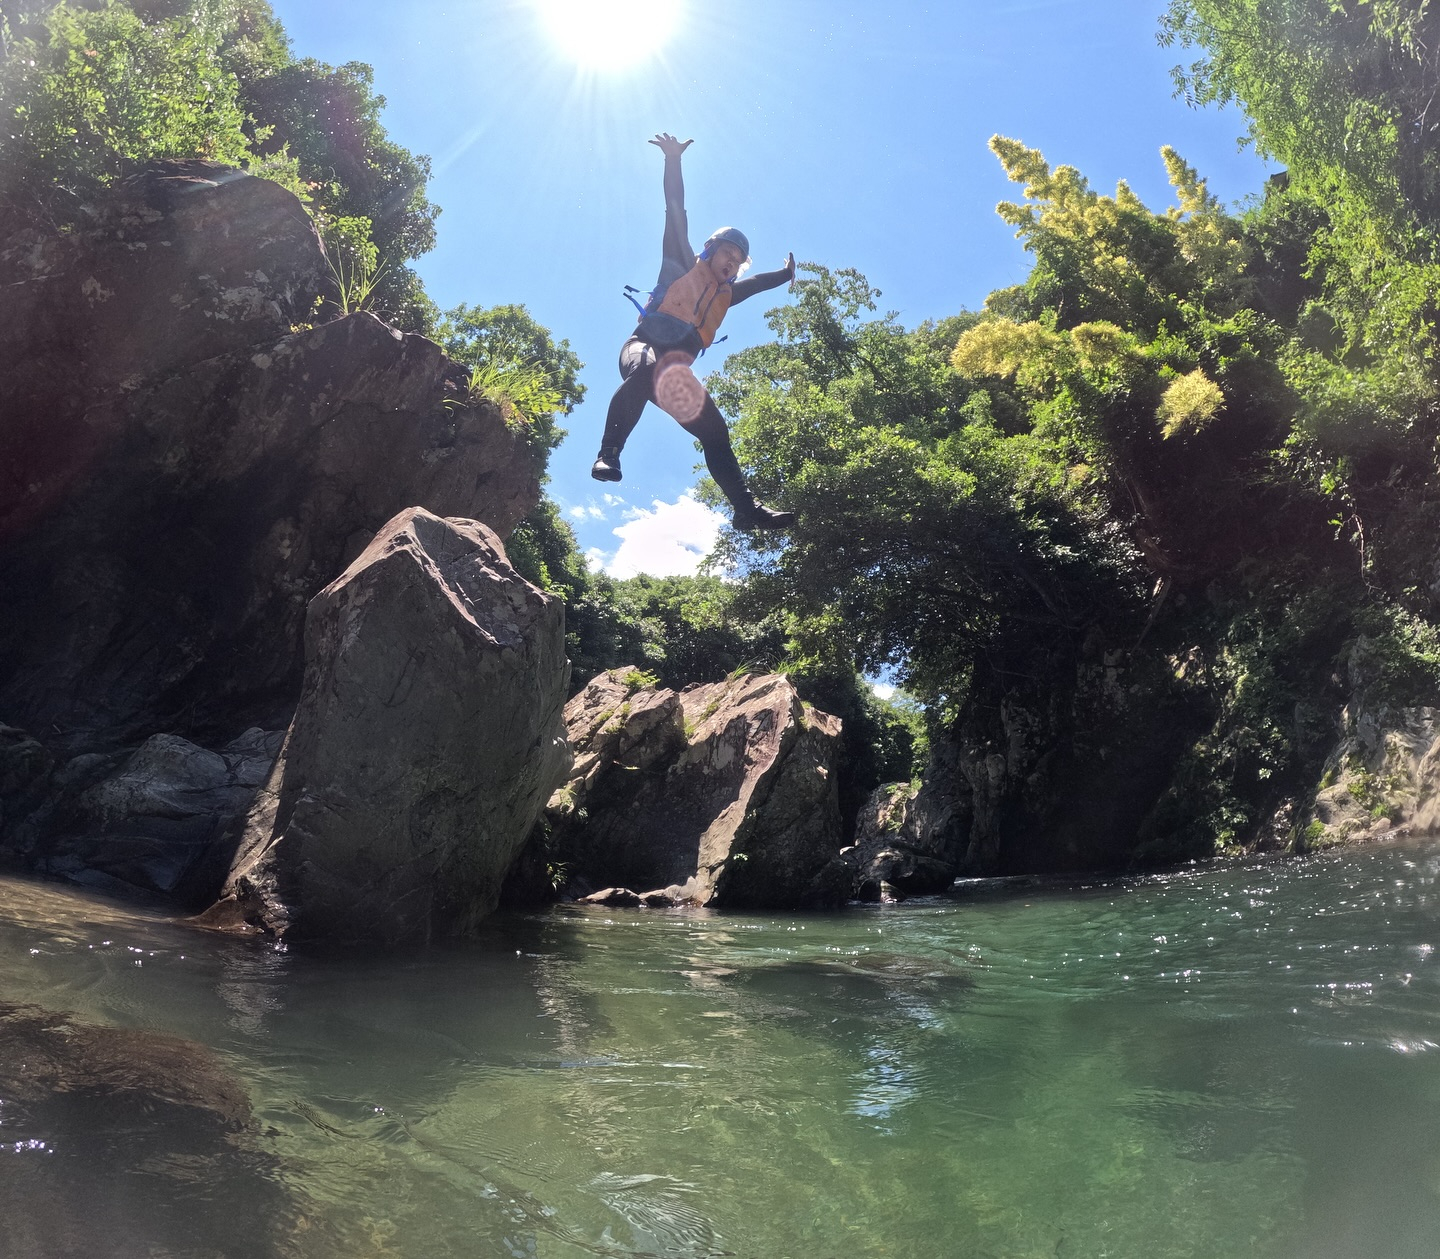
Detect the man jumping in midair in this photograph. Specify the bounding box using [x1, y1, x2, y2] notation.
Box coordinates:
[591, 132, 797, 531]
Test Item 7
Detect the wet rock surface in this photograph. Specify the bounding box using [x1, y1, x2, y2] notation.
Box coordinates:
[212, 509, 570, 944]
[529, 669, 847, 910]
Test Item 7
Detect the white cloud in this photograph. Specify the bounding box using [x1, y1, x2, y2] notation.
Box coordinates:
[872, 683, 897, 701]
[594, 493, 725, 579]
[567, 502, 607, 521]
[602, 493, 625, 507]
[568, 505, 588, 520]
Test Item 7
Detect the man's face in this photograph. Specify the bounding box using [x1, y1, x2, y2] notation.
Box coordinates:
[708, 242, 745, 283]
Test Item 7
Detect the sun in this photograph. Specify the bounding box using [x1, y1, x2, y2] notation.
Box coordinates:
[533, 0, 683, 69]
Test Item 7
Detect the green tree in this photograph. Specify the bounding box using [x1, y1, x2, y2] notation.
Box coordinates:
[1162, 0, 1440, 456]
[0, 0, 443, 331]
[238, 52, 441, 331]
[0, 0, 251, 224]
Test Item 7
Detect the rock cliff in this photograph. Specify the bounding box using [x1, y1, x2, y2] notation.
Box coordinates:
[0, 162, 548, 913]
[1303, 636, 1440, 849]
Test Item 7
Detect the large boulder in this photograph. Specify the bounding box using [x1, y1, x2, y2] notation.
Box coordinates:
[533, 669, 848, 909]
[208, 508, 570, 944]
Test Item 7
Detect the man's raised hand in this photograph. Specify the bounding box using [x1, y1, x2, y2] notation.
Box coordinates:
[649, 132, 693, 159]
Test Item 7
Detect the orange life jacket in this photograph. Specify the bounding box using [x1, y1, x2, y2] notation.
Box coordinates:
[652, 257, 732, 349]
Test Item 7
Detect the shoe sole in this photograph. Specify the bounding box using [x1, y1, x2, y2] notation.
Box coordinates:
[591, 469, 622, 482]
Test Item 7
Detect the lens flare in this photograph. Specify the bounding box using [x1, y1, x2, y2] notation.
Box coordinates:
[534, 0, 683, 69]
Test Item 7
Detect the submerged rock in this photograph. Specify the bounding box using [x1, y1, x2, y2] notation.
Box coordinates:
[531, 669, 847, 910]
[210, 508, 570, 944]
[0, 1000, 331, 1259]
[764, 951, 976, 987]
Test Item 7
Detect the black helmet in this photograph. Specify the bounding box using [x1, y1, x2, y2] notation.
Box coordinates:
[704, 226, 750, 260]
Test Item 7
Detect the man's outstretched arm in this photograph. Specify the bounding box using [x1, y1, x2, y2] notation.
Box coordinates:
[731, 252, 797, 305]
[649, 132, 694, 280]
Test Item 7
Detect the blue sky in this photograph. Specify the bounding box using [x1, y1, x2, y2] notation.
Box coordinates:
[266, 0, 1268, 574]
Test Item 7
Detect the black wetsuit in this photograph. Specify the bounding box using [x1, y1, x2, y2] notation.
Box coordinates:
[600, 153, 792, 508]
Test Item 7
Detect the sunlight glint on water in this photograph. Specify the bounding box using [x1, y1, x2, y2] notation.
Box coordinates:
[4, 839, 1440, 1257]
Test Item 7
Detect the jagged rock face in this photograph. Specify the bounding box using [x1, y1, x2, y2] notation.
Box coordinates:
[943, 638, 1214, 875]
[849, 781, 958, 900]
[0, 160, 322, 464]
[558, 669, 688, 807]
[539, 669, 847, 909]
[211, 509, 570, 944]
[0, 162, 540, 759]
[1308, 706, 1440, 845]
[20, 730, 284, 906]
[1306, 638, 1440, 847]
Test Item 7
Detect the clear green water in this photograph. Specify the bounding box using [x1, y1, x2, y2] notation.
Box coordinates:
[5, 837, 1440, 1258]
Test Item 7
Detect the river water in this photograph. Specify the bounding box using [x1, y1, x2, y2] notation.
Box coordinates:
[4, 837, 1440, 1258]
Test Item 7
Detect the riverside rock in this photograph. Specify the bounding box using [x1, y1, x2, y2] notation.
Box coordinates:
[1304, 637, 1440, 847]
[535, 670, 847, 909]
[39, 729, 283, 904]
[0, 163, 544, 904]
[208, 508, 570, 944]
[850, 781, 959, 900]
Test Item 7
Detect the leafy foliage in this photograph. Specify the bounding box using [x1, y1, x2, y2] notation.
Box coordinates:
[0, 0, 441, 330]
[1163, 0, 1440, 456]
[435, 303, 584, 461]
[0, 0, 251, 224]
[712, 135, 1304, 711]
[237, 49, 441, 331]
[317, 212, 387, 315]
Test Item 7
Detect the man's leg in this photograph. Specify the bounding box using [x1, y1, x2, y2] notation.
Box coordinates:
[681, 395, 795, 532]
[593, 339, 657, 482]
